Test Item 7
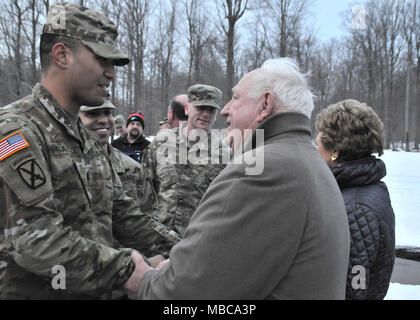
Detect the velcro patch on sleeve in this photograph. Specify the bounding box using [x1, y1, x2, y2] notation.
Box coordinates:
[0, 131, 30, 161]
[17, 159, 47, 189]
[0, 127, 53, 207]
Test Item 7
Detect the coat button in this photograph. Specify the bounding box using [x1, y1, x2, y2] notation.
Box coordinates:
[178, 198, 184, 204]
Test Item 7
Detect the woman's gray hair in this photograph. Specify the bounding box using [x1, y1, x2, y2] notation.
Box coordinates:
[316, 99, 384, 162]
[248, 58, 314, 118]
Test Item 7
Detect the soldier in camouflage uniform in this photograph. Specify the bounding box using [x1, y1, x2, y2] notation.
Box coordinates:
[0, 235, 4, 294]
[79, 101, 158, 215]
[158, 94, 189, 131]
[144, 84, 231, 236]
[0, 3, 179, 299]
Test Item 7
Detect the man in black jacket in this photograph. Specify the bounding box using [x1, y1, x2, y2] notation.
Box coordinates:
[112, 112, 150, 163]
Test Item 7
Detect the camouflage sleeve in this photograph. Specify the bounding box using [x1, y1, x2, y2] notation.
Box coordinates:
[111, 163, 180, 258]
[117, 151, 158, 214]
[0, 122, 134, 297]
[3, 192, 135, 294]
[138, 164, 160, 214]
[142, 141, 159, 192]
[0, 178, 6, 292]
[208, 163, 227, 184]
[0, 230, 5, 293]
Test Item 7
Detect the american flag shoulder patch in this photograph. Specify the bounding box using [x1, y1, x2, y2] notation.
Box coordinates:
[0, 131, 30, 161]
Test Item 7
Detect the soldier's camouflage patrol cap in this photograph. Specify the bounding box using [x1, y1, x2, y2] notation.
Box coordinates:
[80, 100, 116, 112]
[187, 84, 222, 110]
[43, 2, 130, 66]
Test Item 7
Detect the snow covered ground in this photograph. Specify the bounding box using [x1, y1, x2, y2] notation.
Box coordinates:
[380, 150, 420, 300]
[385, 283, 420, 300]
[381, 150, 420, 247]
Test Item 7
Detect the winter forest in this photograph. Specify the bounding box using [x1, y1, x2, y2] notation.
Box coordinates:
[0, 0, 419, 149]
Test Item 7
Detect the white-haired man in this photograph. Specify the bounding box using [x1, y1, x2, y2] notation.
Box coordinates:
[124, 58, 350, 299]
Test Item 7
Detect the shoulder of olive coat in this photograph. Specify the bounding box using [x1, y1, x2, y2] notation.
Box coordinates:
[137, 112, 350, 300]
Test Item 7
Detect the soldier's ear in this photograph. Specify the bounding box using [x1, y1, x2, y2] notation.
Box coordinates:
[51, 43, 70, 69]
[168, 108, 174, 122]
[184, 104, 189, 116]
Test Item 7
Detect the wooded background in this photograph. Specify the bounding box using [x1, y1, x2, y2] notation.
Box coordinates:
[0, 0, 419, 149]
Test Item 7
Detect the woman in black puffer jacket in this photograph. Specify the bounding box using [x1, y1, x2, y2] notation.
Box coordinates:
[315, 99, 395, 300]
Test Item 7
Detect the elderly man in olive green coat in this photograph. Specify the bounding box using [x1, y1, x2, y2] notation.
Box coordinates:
[125, 58, 351, 300]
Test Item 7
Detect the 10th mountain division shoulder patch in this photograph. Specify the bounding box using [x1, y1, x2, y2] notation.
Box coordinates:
[17, 159, 46, 189]
[0, 130, 46, 190]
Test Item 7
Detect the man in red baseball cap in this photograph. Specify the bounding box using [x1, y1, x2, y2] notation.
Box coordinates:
[112, 112, 150, 163]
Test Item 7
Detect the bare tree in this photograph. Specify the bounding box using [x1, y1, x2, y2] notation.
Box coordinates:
[0, 1, 30, 99]
[0, 0, 417, 141]
[185, 0, 212, 86]
[240, 14, 269, 72]
[402, 0, 419, 150]
[378, 0, 405, 147]
[294, 27, 317, 72]
[309, 39, 338, 128]
[346, 1, 383, 109]
[42, 0, 49, 13]
[152, 0, 177, 126]
[120, 0, 150, 115]
[415, 3, 420, 150]
[217, 0, 248, 103]
[343, 0, 405, 147]
[263, 0, 311, 57]
[23, 0, 42, 86]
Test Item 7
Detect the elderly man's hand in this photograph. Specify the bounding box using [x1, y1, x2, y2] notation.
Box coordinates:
[124, 251, 153, 299]
[155, 258, 170, 270]
[147, 254, 165, 268]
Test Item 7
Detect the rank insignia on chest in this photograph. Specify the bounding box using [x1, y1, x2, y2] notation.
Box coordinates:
[17, 159, 46, 189]
[0, 131, 30, 161]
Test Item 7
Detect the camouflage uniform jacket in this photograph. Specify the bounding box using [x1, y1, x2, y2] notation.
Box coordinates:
[108, 146, 158, 214]
[0, 84, 179, 299]
[144, 123, 231, 236]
